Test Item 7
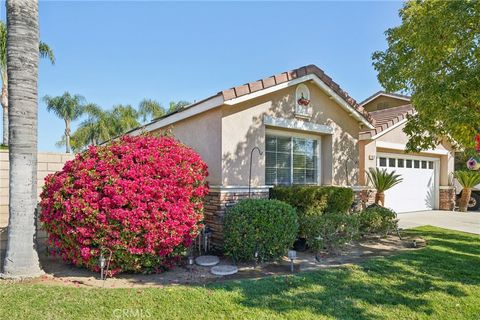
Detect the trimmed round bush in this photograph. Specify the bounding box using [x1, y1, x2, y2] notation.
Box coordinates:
[224, 199, 298, 262]
[359, 205, 398, 236]
[40, 134, 209, 275]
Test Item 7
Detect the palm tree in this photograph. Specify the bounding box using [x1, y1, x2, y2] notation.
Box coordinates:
[56, 103, 110, 151]
[43, 92, 85, 153]
[110, 104, 140, 136]
[366, 167, 403, 206]
[168, 100, 190, 114]
[3, 0, 43, 277]
[0, 20, 54, 146]
[138, 98, 165, 122]
[454, 170, 480, 212]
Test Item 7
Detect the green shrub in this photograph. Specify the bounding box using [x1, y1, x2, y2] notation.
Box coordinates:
[224, 199, 298, 262]
[271, 186, 354, 236]
[358, 205, 398, 236]
[303, 209, 359, 253]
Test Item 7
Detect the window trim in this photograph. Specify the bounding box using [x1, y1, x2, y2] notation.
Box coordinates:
[265, 129, 322, 185]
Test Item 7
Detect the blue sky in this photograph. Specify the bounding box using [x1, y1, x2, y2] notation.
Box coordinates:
[1, 1, 403, 152]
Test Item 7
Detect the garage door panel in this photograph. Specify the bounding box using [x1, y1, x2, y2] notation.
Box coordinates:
[377, 154, 438, 213]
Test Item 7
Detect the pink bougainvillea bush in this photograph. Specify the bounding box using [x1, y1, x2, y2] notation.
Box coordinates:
[40, 134, 208, 275]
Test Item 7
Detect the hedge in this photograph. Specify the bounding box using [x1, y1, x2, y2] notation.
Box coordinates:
[270, 186, 354, 236]
[223, 199, 298, 262]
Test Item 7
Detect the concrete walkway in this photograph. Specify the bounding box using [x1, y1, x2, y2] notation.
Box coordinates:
[398, 210, 480, 234]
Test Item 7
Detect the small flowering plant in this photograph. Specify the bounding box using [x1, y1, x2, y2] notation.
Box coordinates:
[40, 134, 208, 275]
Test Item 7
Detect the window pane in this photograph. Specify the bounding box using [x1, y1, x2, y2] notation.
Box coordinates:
[266, 136, 276, 152]
[406, 159, 412, 168]
[429, 161, 434, 169]
[293, 169, 305, 184]
[305, 155, 316, 169]
[265, 134, 317, 186]
[379, 157, 387, 167]
[277, 152, 291, 168]
[293, 154, 306, 168]
[397, 159, 404, 168]
[277, 169, 291, 185]
[414, 160, 420, 168]
[305, 170, 316, 184]
[389, 158, 396, 167]
[293, 138, 306, 153]
[421, 160, 427, 169]
[277, 137, 291, 153]
[265, 167, 276, 185]
[265, 151, 276, 168]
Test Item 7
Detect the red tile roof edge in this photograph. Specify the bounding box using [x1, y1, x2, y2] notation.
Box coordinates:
[221, 64, 374, 124]
[359, 104, 415, 140]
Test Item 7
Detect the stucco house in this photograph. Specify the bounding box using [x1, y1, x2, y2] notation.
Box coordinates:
[129, 65, 455, 245]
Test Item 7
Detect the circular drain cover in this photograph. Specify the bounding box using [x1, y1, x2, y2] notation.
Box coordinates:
[195, 255, 219, 267]
[210, 265, 238, 276]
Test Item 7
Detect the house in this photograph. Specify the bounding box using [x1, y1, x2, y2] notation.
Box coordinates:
[129, 65, 455, 245]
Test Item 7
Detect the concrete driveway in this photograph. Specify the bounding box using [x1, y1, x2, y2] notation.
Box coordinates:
[398, 210, 480, 234]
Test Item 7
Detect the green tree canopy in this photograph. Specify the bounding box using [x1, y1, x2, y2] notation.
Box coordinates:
[168, 100, 190, 114]
[138, 98, 165, 122]
[372, 0, 480, 153]
[43, 92, 85, 153]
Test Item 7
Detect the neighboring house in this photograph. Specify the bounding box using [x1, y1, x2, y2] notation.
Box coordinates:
[129, 65, 455, 246]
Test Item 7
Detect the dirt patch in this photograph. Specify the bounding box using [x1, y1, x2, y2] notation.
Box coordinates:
[17, 235, 423, 288]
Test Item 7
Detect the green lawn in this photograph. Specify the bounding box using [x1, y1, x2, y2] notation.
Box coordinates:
[1, 226, 479, 320]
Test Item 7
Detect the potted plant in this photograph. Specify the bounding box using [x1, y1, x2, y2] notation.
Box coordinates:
[366, 167, 403, 206]
[454, 170, 480, 212]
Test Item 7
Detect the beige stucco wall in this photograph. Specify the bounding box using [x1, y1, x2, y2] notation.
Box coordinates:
[150, 108, 223, 185]
[360, 123, 454, 186]
[0, 151, 75, 256]
[363, 95, 410, 112]
[221, 81, 361, 186]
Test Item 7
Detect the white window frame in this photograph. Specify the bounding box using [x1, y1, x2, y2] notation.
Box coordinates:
[265, 128, 322, 185]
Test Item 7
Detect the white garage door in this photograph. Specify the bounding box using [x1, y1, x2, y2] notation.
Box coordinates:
[376, 153, 439, 213]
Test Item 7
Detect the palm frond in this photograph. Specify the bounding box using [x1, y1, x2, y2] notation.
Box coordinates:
[39, 41, 55, 65]
[454, 170, 480, 189]
[138, 98, 165, 122]
[366, 167, 403, 192]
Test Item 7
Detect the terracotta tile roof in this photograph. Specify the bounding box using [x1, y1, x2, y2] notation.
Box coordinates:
[221, 64, 374, 124]
[359, 104, 415, 140]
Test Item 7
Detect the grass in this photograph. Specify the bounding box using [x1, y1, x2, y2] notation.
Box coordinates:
[1, 226, 479, 320]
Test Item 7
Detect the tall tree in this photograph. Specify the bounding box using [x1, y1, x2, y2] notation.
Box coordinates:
[372, 0, 480, 153]
[138, 98, 165, 122]
[110, 104, 140, 136]
[56, 103, 109, 151]
[168, 100, 190, 114]
[3, 0, 43, 277]
[43, 92, 85, 153]
[0, 20, 54, 146]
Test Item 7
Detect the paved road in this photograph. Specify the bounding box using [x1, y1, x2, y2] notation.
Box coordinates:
[398, 210, 480, 234]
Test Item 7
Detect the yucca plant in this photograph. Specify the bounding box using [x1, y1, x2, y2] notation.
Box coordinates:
[366, 168, 403, 206]
[454, 170, 480, 212]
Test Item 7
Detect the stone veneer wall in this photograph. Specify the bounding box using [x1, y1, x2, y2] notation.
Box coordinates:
[439, 187, 456, 211]
[203, 187, 270, 250]
[0, 151, 75, 258]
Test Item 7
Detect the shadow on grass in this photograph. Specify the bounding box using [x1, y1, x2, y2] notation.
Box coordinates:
[206, 227, 480, 319]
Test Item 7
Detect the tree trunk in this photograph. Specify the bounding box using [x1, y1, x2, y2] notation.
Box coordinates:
[2, 0, 43, 278]
[1, 78, 8, 145]
[375, 191, 385, 206]
[65, 118, 71, 153]
[459, 188, 471, 213]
